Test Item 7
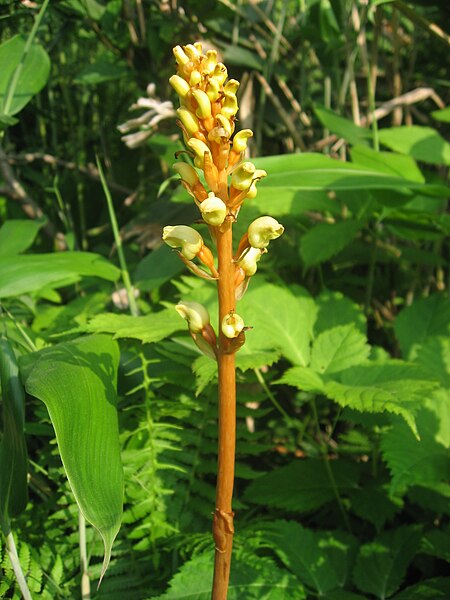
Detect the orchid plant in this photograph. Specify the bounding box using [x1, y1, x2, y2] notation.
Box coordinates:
[162, 42, 284, 600]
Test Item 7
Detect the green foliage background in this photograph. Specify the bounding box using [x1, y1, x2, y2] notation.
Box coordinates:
[0, 0, 449, 598]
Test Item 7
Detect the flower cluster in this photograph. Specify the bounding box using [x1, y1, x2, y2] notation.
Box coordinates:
[162, 43, 284, 357]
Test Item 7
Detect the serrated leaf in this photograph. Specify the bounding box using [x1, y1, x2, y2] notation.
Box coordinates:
[260, 520, 357, 594]
[236, 350, 280, 372]
[324, 362, 439, 436]
[243, 459, 359, 512]
[0, 252, 120, 298]
[83, 309, 183, 344]
[192, 355, 217, 396]
[315, 291, 366, 335]
[277, 366, 325, 393]
[300, 220, 363, 267]
[154, 550, 305, 599]
[240, 282, 317, 366]
[380, 395, 450, 494]
[310, 325, 370, 375]
[391, 577, 450, 600]
[353, 526, 422, 598]
[394, 294, 450, 359]
[414, 337, 450, 387]
[22, 335, 123, 582]
[349, 482, 402, 532]
[420, 530, 450, 562]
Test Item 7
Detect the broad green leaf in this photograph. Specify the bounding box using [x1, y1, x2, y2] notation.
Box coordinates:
[0, 251, 120, 298]
[0, 219, 43, 257]
[324, 362, 439, 436]
[236, 350, 281, 372]
[351, 145, 425, 183]
[391, 578, 450, 600]
[193, 355, 217, 395]
[135, 245, 184, 292]
[300, 220, 363, 267]
[315, 291, 366, 335]
[353, 526, 422, 598]
[0, 35, 50, 117]
[154, 550, 305, 599]
[408, 482, 450, 517]
[432, 107, 450, 123]
[379, 126, 450, 166]
[74, 54, 130, 85]
[415, 337, 450, 387]
[22, 334, 123, 581]
[380, 394, 450, 494]
[310, 325, 370, 374]
[59, 0, 106, 19]
[420, 530, 450, 562]
[260, 521, 357, 594]
[315, 107, 371, 146]
[254, 153, 448, 197]
[277, 366, 325, 393]
[222, 46, 264, 71]
[253, 188, 338, 217]
[239, 282, 317, 366]
[0, 338, 28, 533]
[394, 294, 450, 359]
[243, 459, 360, 512]
[349, 482, 403, 532]
[83, 309, 183, 344]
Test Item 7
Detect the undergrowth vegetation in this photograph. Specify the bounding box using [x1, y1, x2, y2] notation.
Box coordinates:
[0, 1, 449, 599]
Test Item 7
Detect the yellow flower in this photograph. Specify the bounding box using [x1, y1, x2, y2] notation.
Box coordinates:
[200, 193, 227, 226]
[247, 216, 284, 248]
[175, 301, 210, 333]
[221, 312, 245, 339]
[162, 225, 203, 260]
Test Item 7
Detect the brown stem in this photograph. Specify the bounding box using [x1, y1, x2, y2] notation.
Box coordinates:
[212, 215, 236, 600]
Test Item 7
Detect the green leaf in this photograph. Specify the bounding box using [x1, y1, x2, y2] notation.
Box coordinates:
[222, 46, 264, 71]
[0, 219, 43, 257]
[260, 521, 357, 594]
[254, 153, 448, 197]
[349, 482, 403, 532]
[0, 35, 50, 117]
[420, 530, 450, 562]
[378, 126, 450, 166]
[277, 366, 325, 393]
[432, 106, 450, 123]
[300, 220, 363, 267]
[74, 54, 130, 85]
[243, 459, 359, 512]
[236, 350, 281, 372]
[22, 334, 123, 581]
[315, 291, 366, 335]
[0, 338, 28, 533]
[154, 550, 305, 599]
[192, 355, 217, 396]
[394, 294, 450, 359]
[315, 107, 371, 146]
[391, 578, 450, 600]
[324, 362, 439, 436]
[134, 245, 185, 292]
[353, 526, 422, 599]
[310, 325, 370, 375]
[351, 145, 425, 183]
[380, 394, 450, 494]
[415, 337, 450, 387]
[0, 251, 120, 298]
[240, 282, 317, 366]
[83, 309, 183, 344]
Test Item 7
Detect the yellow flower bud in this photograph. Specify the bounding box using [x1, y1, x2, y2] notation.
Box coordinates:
[206, 77, 220, 102]
[213, 63, 228, 85]
[221, 92, 238, 118]
[192, 89, 212, 118]
[189, 70, 202, 86]
[177, 107, 200, 137]
[222, 312, 245, 339]
[162, 225, 203, 260]
[238, 247, 265, 276]
[247, 216, 284, 249]
[173, 45, 190, 65]
[203, 49, 218, 75]
[184, 44, 201, 60]
[224, 79, 240, 94]
[173, 162, 199, 187]
[215, 114, 233, 137]
[231, 161, 256, 190]
[187, 138, 212, 168]
[232, 129, 253, 153]
[169, 75, 190, 98]
[175, 301, 210, 334]
[200, 192, 227, 226]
